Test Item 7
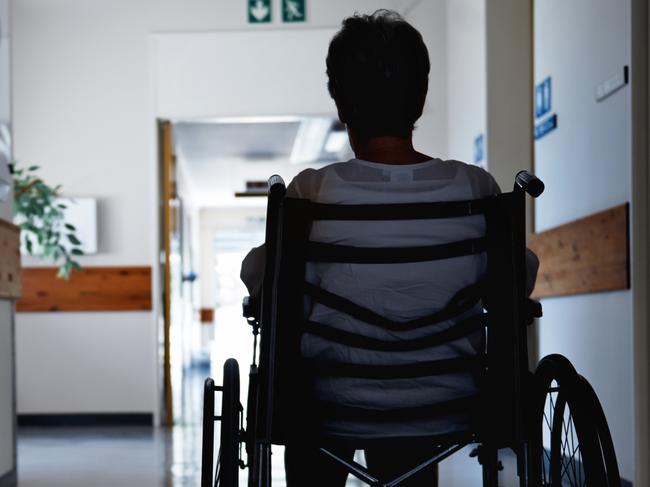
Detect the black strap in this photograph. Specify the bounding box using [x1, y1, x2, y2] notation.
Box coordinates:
[305, 238, 486, 264]
[302, 313, 486, 352]
[303, 282, 483, 331]
[305, 199, 491, 221]
[313, 395, 481, 422]
[305, 355, 485, 379]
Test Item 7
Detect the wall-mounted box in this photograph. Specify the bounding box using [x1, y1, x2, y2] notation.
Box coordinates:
[57, 198, 98, 254]
[20, 197, 98, 256]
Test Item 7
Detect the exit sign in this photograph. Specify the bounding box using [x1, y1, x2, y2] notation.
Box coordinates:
[248, 0, 271, 23]
[283, 0, 306, 23]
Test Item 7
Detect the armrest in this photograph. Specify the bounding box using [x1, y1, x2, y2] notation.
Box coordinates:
[526, 299, 543, 325]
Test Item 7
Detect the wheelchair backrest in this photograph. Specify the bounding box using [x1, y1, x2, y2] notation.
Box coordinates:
[256, 173, 540, 448]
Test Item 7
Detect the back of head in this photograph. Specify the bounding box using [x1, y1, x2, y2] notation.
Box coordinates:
[326, 10, 431, 142]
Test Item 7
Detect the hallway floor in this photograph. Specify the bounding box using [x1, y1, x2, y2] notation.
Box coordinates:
[18, 426, 199, 487]
[17, 424, 524, 486]
[17, 425, 368, 487]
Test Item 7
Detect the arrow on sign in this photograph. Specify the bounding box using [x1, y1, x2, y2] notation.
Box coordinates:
[250, 0, 270, 22]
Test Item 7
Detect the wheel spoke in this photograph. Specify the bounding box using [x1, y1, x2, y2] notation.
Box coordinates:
[215, 447, 222, 486]
[568, 412, 581, 485]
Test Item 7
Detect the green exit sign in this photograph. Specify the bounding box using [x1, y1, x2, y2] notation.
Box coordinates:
[248, 0, 271, 23]
[282, 0, 306, 23]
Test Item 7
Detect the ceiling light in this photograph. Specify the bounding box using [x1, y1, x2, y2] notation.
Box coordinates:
[290, 118, 332, 164]
[324, 131, 348, 153]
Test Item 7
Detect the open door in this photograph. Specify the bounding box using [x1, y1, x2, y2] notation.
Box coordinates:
[159, 120, 175, 425]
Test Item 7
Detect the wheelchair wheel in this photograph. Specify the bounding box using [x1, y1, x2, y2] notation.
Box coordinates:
[245, 364, 259, 487]
[216, 358, 241, 487]
[528, 354, 612, 487]
[579, 376, 621, 486]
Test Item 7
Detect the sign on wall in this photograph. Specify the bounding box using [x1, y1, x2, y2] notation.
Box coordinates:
[248, 0, 271, 23]
[473, 134, 484, 165]
[282, 0, 306, 23]
[534, 76, 557, 140]
[535, 77, 552, 118]
[534, 114, 558, 140]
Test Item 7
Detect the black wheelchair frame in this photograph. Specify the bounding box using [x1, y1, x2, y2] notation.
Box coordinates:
[202, 171, 621, 487]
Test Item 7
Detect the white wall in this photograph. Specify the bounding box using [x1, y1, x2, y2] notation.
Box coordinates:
[445, 0, 485, 164]
[0, 0, 15, 481]
[534, 0, 634, 480]
[11, 0, 446, 417]
[12, 0, 160, 415]
[405, 0, 448, 158]
[154, 30, 336, 120]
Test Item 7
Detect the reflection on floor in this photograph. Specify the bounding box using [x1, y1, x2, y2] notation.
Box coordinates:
[18, 426, 195, 487]
[17, 424, 369, 487]
[17, 360, 519, 486]
[18, 424, 523, 486]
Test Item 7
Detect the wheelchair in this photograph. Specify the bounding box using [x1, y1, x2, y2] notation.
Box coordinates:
[201, 171, 621, 487]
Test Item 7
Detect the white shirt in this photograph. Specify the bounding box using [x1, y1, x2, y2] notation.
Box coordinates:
[241, 158, 538, 439]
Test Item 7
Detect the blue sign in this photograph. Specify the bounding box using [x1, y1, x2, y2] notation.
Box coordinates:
[535, 77, 552, 118]
[534, 114, 558, 140]
[474, 134, 484, 164]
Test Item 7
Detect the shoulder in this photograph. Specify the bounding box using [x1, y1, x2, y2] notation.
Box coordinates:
[443, 159, 500, 196]
[287, 161, 351, 199]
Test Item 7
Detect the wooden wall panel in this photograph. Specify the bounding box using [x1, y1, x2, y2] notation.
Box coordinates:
[17, 266, 152, 312]
[529, 204, 629, 299]
[0, 220, 21, 299]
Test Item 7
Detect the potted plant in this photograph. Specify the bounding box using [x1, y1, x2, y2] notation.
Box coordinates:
[12, 164, 84, 279]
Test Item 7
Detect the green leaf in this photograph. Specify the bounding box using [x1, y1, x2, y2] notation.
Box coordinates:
[57, 204, 67, 209]
[71, 261, 82, 272]
[25, 237, 33, 254]
[71, 248, 84, 256]
[67, 234, 81, 245]
[28, 165, 40, 171]
[64, 223, 76, 231]
[57, 265, 70, 279]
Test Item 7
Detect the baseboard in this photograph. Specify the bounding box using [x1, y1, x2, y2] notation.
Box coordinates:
[0, 470, 17, 487]
[17, 413, 153, 427]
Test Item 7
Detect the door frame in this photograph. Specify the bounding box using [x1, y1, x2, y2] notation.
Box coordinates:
[159, 119, 174, 426]
[632, 0, 650, 484]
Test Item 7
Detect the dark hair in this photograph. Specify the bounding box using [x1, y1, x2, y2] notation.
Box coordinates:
[326, 10, 430, 141]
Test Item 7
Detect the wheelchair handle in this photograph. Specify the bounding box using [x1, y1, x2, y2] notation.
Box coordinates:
[243, 296, 260, 323]
[515, 170, 545, 198]
[267, 175, 286, 194]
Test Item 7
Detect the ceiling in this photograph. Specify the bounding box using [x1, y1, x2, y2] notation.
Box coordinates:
[173, 117, 352, 208]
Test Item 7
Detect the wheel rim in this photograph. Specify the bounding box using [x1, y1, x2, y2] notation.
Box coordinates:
[532, 355, 608, 487]
[541, 382, 586, 487]
[216, 359, 241, 487]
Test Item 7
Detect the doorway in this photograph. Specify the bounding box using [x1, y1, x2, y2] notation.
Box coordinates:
[158, 115, 351, 423]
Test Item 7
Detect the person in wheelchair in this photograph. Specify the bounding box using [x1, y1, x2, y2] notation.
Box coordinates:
[241, 10, 539, 487]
